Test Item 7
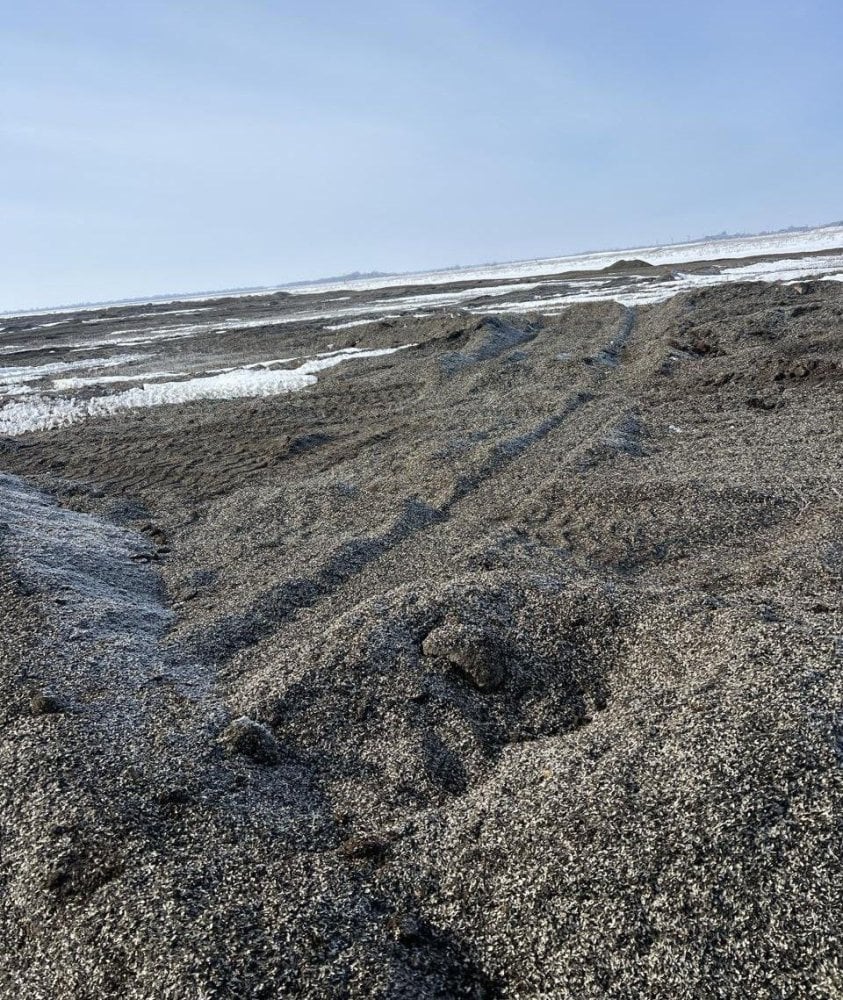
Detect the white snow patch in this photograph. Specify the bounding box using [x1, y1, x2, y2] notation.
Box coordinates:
[52, 370, 180, 390]
[324, 317, 395, 330]
[0, 354, 147, 392]
[0, 346, 412, 435]
[0, 327, 204, 356]
[80, 306, 216, 324]
[67, 326, 206, 351]
[21, 319, 68, 331]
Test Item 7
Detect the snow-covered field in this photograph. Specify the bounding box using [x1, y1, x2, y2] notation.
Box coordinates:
[3, 222, 842, 320]
[284, 223, 843, 296]
[1, 223, 841, 436]
[9, 246, 841, 354]
[472, 253, 843, 315]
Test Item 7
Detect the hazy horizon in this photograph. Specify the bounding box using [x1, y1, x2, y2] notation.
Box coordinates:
[3, 216, 842, 316]
[3, 1, 841, 313]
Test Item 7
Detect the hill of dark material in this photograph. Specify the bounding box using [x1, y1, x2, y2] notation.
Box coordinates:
[600, 257, 658, 272]
[0, 280, 841, 998]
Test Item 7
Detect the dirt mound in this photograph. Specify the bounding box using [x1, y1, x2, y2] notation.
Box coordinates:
[601, 257, 657, 272]
[1, 280, 841, 997]
[236, 575, 621, 827]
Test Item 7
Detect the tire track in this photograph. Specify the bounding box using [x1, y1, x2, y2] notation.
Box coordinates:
[181, 308, 637, 667]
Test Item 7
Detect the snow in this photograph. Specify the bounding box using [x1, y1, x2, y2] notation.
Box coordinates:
[471, 253, 843, 315]
[178, 282, 546, 333]
[67, 326, 208, 351]
[6, 228, 840, 358]
[52, 371, 180, 390]
[0, 327, 201, 356]
[3, 222, 841, 320]
[80, 306, 216, 324]
[0, 354, 148, 392]
[1, 225, 840, 439]
[49, 250, 838, 338]
[282, 224, 843, 296]
[16, 319, 69, 331]
[324, 317, 400, 330]
[0, 346, 412, 436]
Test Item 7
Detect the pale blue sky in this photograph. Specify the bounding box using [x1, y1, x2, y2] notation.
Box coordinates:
[1, 0, 840, 311]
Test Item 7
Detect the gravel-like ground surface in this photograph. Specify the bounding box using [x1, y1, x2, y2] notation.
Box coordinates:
[0, 273, 841, 998]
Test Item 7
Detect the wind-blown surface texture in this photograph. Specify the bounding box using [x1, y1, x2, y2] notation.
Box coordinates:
[0, 271, 841, 998]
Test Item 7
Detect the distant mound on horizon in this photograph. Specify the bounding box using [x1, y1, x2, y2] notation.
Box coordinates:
[601, 258, 658, 273]
[284, 269, 394, 288]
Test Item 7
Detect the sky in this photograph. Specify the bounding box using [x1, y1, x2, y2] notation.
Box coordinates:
[1, 1, 841, 312]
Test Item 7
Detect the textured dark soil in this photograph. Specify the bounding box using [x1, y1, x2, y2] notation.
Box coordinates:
[0, 278, 841, 998]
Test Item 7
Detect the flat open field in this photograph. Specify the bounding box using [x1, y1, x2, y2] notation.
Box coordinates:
[1, 233, 842, 997]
